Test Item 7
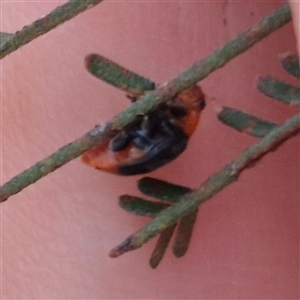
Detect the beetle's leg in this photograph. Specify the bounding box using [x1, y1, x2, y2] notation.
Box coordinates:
[141, 114, 167, 134]
[158, 119, 185, 137]
[132, 131, 152, 150]
[119, 133, 188, 175]
[140, 115, 150, 129]
[110, 131, 133, 152]
[131, 115, 158, 149]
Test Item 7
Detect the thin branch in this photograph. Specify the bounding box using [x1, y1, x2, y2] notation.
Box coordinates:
[103, 4, 292, 132]
[0, 0, 104, 60]
[0, 32, 13, 50]
[109, 113, 300, 257]
[0, 5, 291, 202]
[0, 123, 117, 202]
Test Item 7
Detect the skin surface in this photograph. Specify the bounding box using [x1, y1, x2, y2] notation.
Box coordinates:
[1, 2, 299, 299]
[289, 1, 300, 52]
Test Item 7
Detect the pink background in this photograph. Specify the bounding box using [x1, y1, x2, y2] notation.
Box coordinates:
[1, 1, 299, 299]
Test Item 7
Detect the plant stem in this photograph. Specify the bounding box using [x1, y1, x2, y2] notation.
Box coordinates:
[0, 0, 104, 60]
[109, 113, 300, 257]
[0, 33, 13, 50]
[0, 5, 292, 202]
[0, 123, 116, 202]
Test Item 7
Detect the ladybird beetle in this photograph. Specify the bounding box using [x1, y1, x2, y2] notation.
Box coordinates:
[82, 85, 206, 175]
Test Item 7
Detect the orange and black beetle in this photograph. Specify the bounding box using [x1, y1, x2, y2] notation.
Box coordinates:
[81, 54, 205, 175]
[82, 85, 205, 175]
